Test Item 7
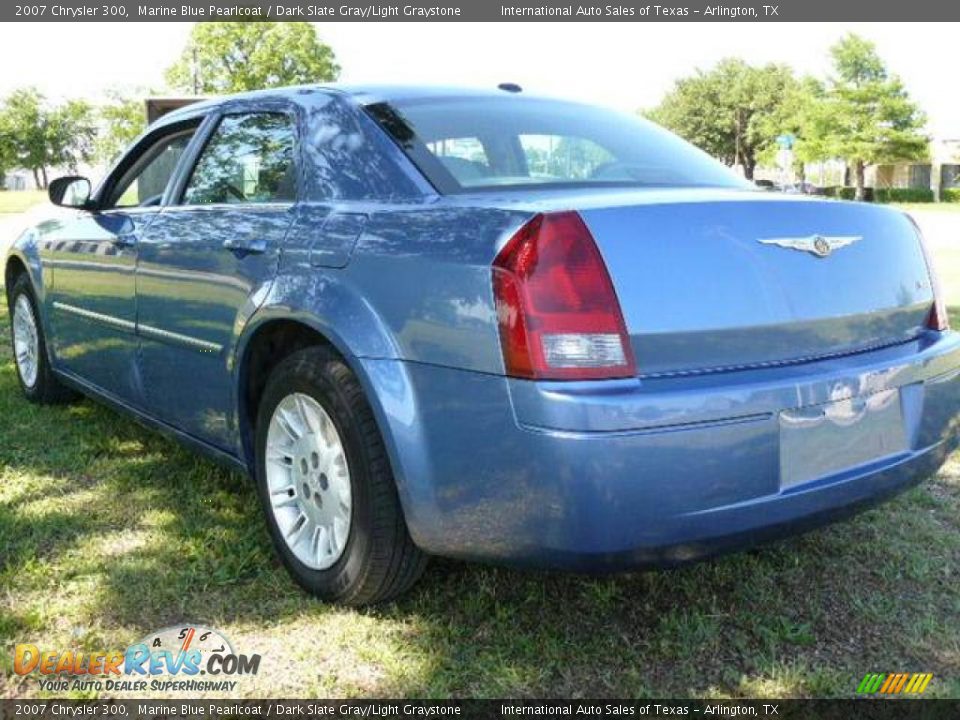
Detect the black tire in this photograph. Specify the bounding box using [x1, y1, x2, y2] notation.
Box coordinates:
[7, 273, 79, 404]
[254, 345, 427, 605]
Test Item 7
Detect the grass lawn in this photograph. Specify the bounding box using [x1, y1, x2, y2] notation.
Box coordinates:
[0, 191, 48, 215]
[894, 202, 960, 213]
[0, 297, 958, 696]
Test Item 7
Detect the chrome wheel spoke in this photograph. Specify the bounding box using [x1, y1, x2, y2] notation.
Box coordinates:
[264, 392, 352, 570]
[294, 394, 315, 434]
[270, 484, 299, 509]
[286, 512, 309, 546]
[266, 445, 294, 468]
[275, 407, 302, 442]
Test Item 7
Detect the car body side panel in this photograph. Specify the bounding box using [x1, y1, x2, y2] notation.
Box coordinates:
[36, 210, 153, 404]
[345, 206, 527, 373]
[136, 205, 293, 452]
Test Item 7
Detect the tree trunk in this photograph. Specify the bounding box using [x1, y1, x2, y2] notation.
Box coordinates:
[40, 166, 48, 189]
[32, 168, 40, 190]
[854, 160, 865, 201]
[743, 158, 755, 181]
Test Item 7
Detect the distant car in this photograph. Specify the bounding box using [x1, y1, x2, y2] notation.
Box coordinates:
[781, 181, 826, 196]
[6, 85, 959, 604]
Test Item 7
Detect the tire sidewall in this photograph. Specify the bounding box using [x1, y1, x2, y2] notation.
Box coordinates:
[254, 355, 375, 600]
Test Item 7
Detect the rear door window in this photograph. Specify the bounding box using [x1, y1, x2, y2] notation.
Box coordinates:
[182, 112, 297, 205]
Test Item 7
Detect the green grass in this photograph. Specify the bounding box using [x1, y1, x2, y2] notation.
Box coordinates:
[893, 202, 960, 213]
[0, 310, 958, 696]
[0, 191, 48, 215]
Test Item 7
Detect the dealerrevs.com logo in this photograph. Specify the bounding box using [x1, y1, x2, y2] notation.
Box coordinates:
[14, 625, 261, 693]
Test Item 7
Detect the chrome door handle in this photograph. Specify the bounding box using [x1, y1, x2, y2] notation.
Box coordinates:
[222, 238, 267, 255]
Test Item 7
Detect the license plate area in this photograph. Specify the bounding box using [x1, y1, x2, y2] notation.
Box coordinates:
[779, 388, 908, 489]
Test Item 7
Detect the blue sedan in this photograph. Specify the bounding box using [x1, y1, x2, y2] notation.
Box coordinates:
[5, 85, 959, 604]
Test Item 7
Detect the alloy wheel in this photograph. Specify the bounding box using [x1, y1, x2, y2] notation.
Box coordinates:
[12, 294, 40, 389]
[264, 392, 352, 570]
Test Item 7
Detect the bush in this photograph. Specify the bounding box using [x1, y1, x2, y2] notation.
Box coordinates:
[941, 188, 960, 203]
[874, 187, 935, 204]
[822, 186, 858, 200]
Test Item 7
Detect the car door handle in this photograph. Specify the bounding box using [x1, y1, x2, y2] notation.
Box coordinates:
[111, 234, 136, 248]
[222, 238, 267, 255]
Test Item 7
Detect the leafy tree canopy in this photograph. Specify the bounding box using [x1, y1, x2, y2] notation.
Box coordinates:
[0, 88, 96, 188]
[646, 58, 805, 180]
[819, 33, 928, 198]
[166, 22, 340, 94]
[97, 89, 148, 165]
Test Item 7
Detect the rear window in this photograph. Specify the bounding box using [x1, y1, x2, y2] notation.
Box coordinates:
[367, 96, 748, 193]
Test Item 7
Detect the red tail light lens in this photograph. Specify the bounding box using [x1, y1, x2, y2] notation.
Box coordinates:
[492, 211, 636, 380]
[928, 292, 950, 332]
[915, 224, 950, 332]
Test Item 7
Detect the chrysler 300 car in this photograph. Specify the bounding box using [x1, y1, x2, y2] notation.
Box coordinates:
[6, 84, 959, 603]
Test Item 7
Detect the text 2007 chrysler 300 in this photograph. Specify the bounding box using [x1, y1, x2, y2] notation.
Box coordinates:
[6, 85, 959, 604]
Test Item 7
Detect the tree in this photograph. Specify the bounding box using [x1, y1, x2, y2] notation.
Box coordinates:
[646, 59, 802, 180]
[755, 75, 830, 179]
[97, 89, 147, 164]
[0, 130, 12, 187]
[0, 88, 96, 188]
[166, 22, 340, 94]
[820, 34, 928, 200]
[48, 100, 97, 177]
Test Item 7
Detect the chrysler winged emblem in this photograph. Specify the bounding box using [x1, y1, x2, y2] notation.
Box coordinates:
[758, 234, 862, 258]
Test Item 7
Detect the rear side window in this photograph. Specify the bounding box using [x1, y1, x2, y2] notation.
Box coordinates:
[183, 112, 296, 205]
[368, 97, 749, 193]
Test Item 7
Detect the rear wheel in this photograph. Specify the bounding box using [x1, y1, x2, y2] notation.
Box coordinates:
[254, 346, 427, 605]
[8, 273, 78, 404]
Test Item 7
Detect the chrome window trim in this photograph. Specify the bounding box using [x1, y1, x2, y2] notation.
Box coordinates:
[161, 202, 295, 213]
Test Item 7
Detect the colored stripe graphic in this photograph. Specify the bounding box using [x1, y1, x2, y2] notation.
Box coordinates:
[857, 672, 932, 694]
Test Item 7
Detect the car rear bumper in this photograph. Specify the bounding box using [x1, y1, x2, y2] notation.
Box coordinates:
[358, 331, 960, 569]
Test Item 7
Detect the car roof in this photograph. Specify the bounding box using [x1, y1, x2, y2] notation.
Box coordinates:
[157, 83, 566, 124]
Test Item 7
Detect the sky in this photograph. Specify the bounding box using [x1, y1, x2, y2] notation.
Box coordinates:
[0, 22, 957, 137]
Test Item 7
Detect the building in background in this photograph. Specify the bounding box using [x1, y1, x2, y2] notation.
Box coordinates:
[867, 137, 960, 199]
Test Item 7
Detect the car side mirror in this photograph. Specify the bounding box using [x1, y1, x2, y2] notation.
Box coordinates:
[49, 176, 92, 209]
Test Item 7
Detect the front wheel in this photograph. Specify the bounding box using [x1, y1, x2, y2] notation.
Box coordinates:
[254, 346, 427, 605]
[8, 273, 78, 404]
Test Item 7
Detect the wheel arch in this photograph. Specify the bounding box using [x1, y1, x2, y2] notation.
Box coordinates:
[232, 310, 411, 505]
[4, 254, 29, 299]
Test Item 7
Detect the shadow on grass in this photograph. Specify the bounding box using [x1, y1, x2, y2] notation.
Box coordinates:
[0, 300, 958, 698]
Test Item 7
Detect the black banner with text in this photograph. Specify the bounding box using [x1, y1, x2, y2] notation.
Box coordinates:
[4, 0, 960, 22]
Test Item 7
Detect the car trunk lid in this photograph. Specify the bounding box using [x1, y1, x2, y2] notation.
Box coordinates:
[576, 196, 933, 377]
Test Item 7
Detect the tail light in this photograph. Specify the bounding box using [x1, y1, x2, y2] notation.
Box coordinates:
[492, 211, 636, 380]
[914, 221, 950, 332]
